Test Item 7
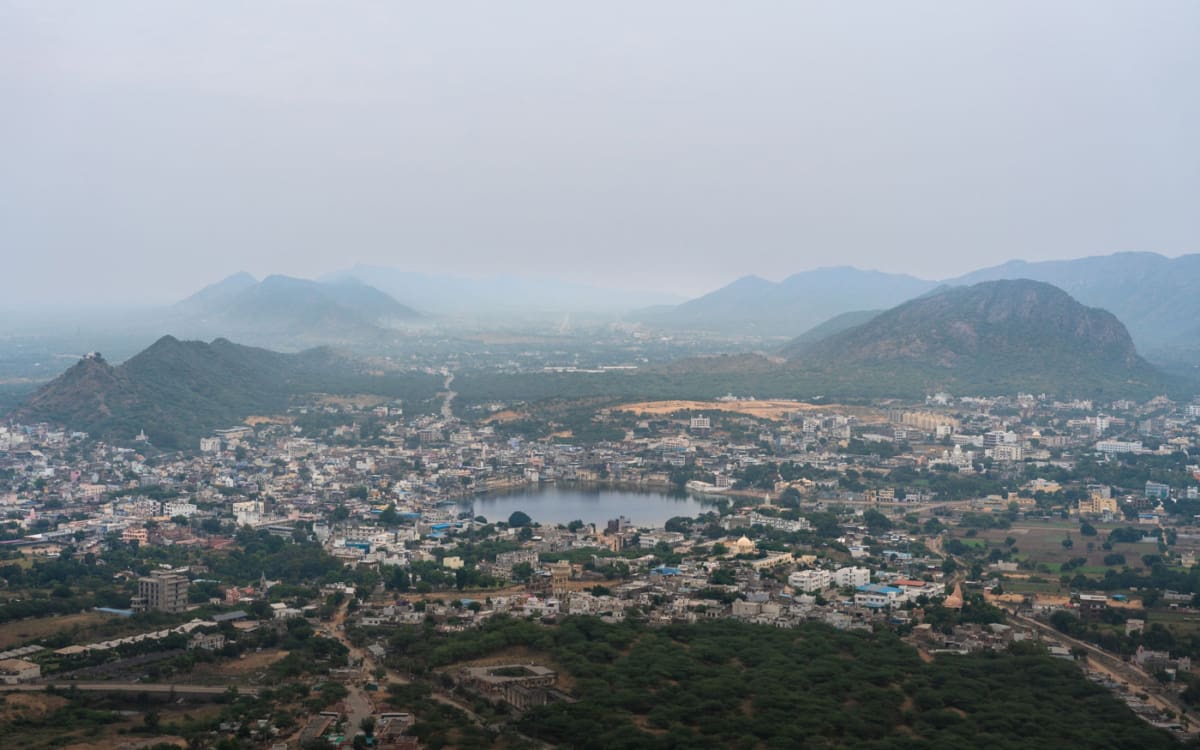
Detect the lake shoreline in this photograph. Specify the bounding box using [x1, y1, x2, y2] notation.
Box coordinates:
[454, 483, 723, 527]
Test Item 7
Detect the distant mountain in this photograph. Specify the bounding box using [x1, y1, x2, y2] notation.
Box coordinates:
[784, 309, 882, 351]
[324, 265, 684, 316]
[635, 267, 936, 337]
[949, 252, 1200, 350]
[8, 336, 441, 449]
[174, 271, 259, 314]
[781, 280, 1167, 396]
[169, 274, 418, 345]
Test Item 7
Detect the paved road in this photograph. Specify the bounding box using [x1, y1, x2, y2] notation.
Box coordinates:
[933, 530, 1194, 735]
[1009, 609, 1194, 734]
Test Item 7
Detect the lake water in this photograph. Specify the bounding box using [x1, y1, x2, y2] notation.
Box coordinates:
[457, 486, 718, 528]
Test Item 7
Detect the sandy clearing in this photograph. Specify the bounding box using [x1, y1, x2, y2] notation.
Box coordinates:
[617, 399, 888, 423]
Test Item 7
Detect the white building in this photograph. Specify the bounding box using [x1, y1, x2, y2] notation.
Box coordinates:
[853, 584, 905, 609]
[747, 513, 811, 533]
[788, 569, 832, 593]
[233, 500, 265, 526]
[163, 501, 199, 518]
[1096, 440, 1145, 456]
[833, 567, 871, 588]
[990, 444, 1024, 463]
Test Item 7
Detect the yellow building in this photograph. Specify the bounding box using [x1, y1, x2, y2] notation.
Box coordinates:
[1078, 493, 1118, 516]
[732, 536, 757, 555]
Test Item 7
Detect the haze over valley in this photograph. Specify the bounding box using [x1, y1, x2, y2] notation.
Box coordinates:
[3, 3, 1200, 749]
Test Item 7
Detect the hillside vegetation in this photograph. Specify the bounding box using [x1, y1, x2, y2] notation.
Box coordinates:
[779, 280, 1169, 397]
[383, 615, 1176, 750]
[8, 336, 441, 448]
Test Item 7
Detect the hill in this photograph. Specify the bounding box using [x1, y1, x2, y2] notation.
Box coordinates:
[9, 336, 442, 449]
[782, 280, 1168, 396]
[635, 267, 936, 337]
[170, 273, 419, 345]
[950, 252, 1200, 351]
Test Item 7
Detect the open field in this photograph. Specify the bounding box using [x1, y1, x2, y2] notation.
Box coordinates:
[956, 523, 1162, 573]
[986, 591, 1145, 609]
[184, 648, 289, 685]
[243, 415, 292, 426]
[0, 612, 117, 650]
[484, 409, 525, 423]
[615, 399, 888, 423]
[0, 694, 216, 750]
[310, 393, 392, 409]
[0, 692, 69, 721]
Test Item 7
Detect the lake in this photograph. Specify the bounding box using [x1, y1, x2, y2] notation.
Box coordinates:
[456, 486, 718, 528]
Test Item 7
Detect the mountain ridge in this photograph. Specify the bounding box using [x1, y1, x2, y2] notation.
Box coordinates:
[166, 273, 419, 346]
[634, 266, 936, 337]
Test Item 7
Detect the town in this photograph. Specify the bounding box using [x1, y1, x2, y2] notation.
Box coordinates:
[4, 386, 1200, 747]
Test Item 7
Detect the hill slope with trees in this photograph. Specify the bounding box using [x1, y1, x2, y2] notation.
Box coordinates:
[7, 336, 441, 448]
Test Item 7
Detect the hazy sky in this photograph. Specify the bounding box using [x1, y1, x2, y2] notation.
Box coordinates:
[3, 1, 1198, 305]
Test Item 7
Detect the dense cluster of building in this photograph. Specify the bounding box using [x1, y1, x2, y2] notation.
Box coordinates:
[4, 389, 1200, 735]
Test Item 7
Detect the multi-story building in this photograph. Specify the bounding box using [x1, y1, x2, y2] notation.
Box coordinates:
[163, 501, 199, 518]
[892, 411, 960, 433]
[833, 567, 871, 588]
[991, 444, 1024, 463]
[121, 526, 149, 544]
[1095, 440, 1145, 456]
[1145, 481, 1171, 501]
[132, 570, 190, 614]
[1078, 493, 1119, 516]
[788, 569, 832, 593]
[854, 584, 905, 609]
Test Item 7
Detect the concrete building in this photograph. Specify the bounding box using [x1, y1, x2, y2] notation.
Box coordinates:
[1078, 493, 1119, 516]
[459, 664, 557, 711]
[188, 632, 227, 651]
[1095, 440, 1145, 456]
[854, 584, 905, 609]
[1146, 481, 1171, 501]
[833, 567, 871, 588]
[132, 570, 190, 614]
[789, 569, 832, 593]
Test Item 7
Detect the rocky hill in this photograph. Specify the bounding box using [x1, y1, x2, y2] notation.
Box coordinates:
[949, 252, 1200, 350]
[9, 336, 441, 449]
[781, 280, 1167, 396]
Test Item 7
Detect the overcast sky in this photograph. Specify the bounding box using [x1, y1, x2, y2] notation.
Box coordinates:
[2, 1, 1198, 306]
